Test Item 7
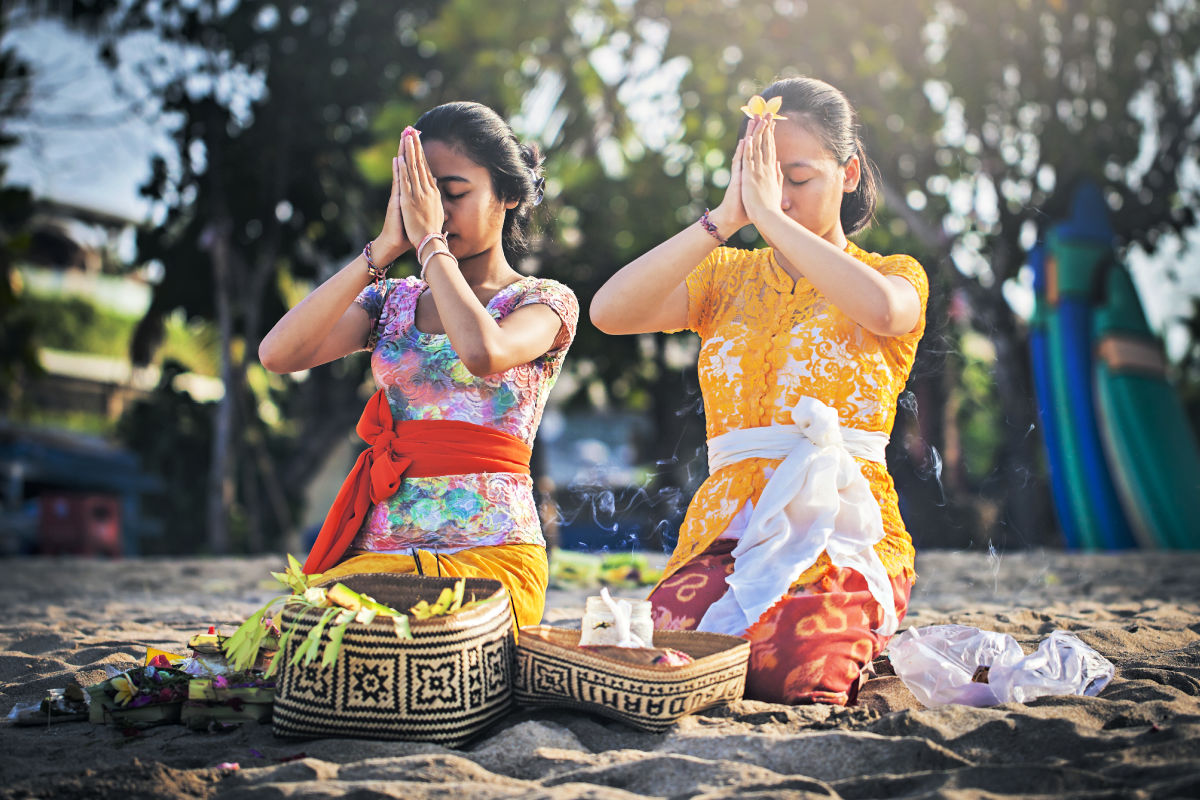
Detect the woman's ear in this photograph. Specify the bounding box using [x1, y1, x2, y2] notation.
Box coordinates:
[842, 154, 861, 193]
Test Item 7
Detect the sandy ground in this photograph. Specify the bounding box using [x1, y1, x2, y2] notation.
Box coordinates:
[1, 549, 1199, 799]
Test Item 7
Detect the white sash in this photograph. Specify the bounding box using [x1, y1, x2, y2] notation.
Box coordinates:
[696, 396, 899, 637]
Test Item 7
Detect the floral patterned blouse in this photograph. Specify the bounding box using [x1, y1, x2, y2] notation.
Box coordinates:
[349, 275, 578, 554]
[660, 241, 928, 587]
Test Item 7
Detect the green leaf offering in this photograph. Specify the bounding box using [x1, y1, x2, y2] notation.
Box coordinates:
[270, 554, 315, 594]
[408, 579, 482, 620]
[223, 556, 419, 674]
[292, 607, 339, 666]
[322, 609, 356, 667]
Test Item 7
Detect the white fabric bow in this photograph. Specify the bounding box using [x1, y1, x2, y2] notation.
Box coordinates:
[696, 396, 899, 637]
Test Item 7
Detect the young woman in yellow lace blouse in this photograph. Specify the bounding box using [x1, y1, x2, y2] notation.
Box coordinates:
[590, 77, 928, 705]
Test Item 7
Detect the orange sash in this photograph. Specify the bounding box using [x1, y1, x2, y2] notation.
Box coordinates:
[303, 389, 532, 574]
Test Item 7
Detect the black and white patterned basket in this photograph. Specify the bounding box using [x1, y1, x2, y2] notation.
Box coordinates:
[272, 573, 514, 746]
[515, 626, 750, 732]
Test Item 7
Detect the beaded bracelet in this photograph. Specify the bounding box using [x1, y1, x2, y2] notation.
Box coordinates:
[363, 241, 390, 286]
[419, 248, 456, 282]
[699, 209, 726, 245]
[416, 232, 449, 266]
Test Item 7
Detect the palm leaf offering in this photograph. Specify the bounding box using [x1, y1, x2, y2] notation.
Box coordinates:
[181, 672, 276, 730]
[223, 560, 480, 674]
[85, 665, 193, 728]
[407, 579, 490, 620]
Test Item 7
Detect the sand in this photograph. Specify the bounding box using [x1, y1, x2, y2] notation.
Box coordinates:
[1, 549, 1199, 799]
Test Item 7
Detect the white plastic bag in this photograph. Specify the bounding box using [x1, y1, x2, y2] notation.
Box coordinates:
[988, 630, 1115, 703]
[887, 624, 1114, 707]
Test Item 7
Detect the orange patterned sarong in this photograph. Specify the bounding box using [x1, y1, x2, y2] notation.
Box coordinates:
[649, 538, 913, 705]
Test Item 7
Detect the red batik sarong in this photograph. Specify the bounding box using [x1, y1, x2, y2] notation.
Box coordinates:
[648, 537, 914, 705]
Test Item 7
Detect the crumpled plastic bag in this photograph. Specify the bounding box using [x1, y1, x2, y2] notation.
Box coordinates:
[887, 624, 1115, 707]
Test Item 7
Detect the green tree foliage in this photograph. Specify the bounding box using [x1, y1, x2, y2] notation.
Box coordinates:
[115, 360, 211, 554]
[51, 0, 447, 552]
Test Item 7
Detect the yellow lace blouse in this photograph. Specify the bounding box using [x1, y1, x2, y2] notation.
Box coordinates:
[659, 241, 928, 589]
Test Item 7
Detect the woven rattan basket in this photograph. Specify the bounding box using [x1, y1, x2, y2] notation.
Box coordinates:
[272, 573, 513, 746]
[514, 626, 750, 732]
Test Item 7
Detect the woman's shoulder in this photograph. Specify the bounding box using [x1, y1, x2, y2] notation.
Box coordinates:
[381, 275, 425, 311]
[515, 275, 576, 299]
[846, 241, 925, 272]
[507, 275, 579, 315]
[692, 244, 764, 278]
[846, 242, 927, 291]
[362, 275, 422, 306]
[709, 245, 764, 264]
[502, 276, 580, 354]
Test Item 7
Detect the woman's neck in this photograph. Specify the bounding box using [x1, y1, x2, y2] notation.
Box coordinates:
[458, 246, 521, 290]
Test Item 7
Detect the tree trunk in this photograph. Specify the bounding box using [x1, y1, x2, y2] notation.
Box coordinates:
[205, 217, 236, 555]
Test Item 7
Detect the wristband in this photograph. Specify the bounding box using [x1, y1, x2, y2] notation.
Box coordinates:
[419, 248, 456, 282]
[416, 232, 449, 265]
[699, 209, 727, 244]
[363, 241, 390, 286]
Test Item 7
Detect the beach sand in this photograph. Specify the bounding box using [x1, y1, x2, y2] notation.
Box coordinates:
[1, 549, 1198, 799]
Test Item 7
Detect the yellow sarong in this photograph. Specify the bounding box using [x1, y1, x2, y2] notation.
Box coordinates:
[319, 544, 548, 629]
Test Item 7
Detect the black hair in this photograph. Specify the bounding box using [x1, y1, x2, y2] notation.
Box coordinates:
[414, 101, 544, 262]
[737, 76, 879, 234]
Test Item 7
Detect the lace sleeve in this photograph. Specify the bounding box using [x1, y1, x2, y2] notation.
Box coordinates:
[515, 278, 580, 356]
[354, 280, 388, 351]
[878, 254, 929, 336]
[683, 247, 735, 338]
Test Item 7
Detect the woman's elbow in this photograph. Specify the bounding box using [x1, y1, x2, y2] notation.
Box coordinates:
[588, 304, 612, 335]
[258, 338, 292, 374]
[865, 304, 917, 338]
[458, 345, 501, 378]
[588, 295, 625, 335]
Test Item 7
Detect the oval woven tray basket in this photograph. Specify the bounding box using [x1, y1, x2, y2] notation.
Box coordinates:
[273, 573, 514, 746]
[514, 625, 750, 732]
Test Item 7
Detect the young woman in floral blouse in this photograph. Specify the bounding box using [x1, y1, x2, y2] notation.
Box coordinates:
[591, 77, 927, 705]
[260, 102, 577, 628]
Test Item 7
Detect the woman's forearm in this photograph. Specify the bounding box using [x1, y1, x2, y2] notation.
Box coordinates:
[258, 244, 397, 373]
[590, 209, 738, 335]
[422, 254, 561, 376]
